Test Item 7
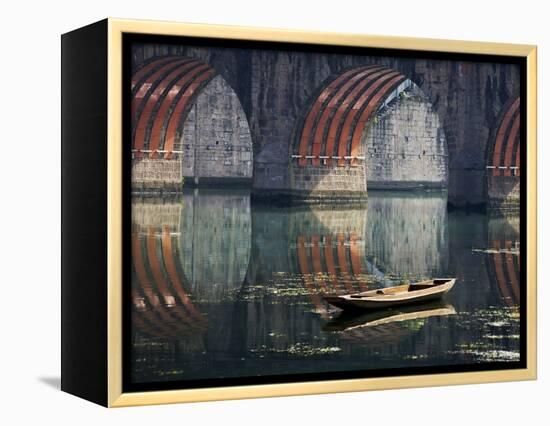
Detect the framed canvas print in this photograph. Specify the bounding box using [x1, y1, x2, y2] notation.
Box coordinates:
[61, 18, 537, 407]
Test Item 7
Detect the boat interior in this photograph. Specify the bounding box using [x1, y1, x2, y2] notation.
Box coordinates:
[349, 279, 452, 298]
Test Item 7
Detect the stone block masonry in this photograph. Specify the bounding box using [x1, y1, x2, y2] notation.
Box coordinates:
[487, 175, 520, 216]
[131, 158, 182, 192]
[364, 84, 448, 189]
[180, 75, 253, 184]
[290, 164, 367, 200]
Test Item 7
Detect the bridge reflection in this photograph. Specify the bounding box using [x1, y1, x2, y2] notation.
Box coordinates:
[131, 190, 451, 337]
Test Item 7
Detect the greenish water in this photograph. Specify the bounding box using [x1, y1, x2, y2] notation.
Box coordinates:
[130, 190, 521, 384]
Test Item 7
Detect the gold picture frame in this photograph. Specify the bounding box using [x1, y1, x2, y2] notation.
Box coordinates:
[61, 17, 537, 407]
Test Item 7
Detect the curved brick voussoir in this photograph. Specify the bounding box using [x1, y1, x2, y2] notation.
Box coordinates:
[297, 65, 382, 167]
[488, 98, 520, 177]
[131, 56, 217, 156]
[293, 65, 407, 168]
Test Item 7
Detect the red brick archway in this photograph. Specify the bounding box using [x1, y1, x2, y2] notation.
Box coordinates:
[292, 65, 407, 168]
[486, 97, 520, 211]
[132, 56, 217, 159]
[131, 56, 253, 190]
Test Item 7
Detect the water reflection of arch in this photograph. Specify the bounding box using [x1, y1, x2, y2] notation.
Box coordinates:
[486, 216, 520, 307]
[290, 207, 370, 317]
[131, 199, 207, 340]
[178, 189, 252, 302]
[242, 205, 369, 318]
[365, 191, 449, 278]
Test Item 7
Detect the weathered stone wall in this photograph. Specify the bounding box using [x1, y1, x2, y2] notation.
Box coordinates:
[132, 44, 520, 206]
[131, 158, 182, 192]
[364, 84, 448, 189]
[253, 142, 288, 190]
[180, 75, 253, 183]
[289, 164, 366, 199]
[487, 175, 520, 215]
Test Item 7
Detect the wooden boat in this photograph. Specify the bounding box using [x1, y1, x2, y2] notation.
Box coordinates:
[323, 278, 456, 310]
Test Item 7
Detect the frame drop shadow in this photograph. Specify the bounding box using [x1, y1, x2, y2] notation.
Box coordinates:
[38, 377, 61, 390]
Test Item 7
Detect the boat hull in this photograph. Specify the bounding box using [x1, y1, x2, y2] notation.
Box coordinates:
[324, 279, 456, 311]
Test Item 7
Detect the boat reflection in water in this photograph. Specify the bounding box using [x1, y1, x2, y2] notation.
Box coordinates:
[324, 301, 457, 343]
[130, 190, 521, 385]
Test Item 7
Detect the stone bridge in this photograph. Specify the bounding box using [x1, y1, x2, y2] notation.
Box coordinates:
[130, 43, 521, 209]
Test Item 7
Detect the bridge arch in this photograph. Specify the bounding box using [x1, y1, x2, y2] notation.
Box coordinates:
[131, 56, 253, 191]
[289, 65, 447, 198]
[486, 97, 520, 213]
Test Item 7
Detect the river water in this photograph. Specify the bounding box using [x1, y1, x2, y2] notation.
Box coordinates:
[130, 189, 521, 385]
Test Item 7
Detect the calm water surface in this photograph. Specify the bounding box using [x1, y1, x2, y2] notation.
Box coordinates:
[130, 190, 521, 384]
